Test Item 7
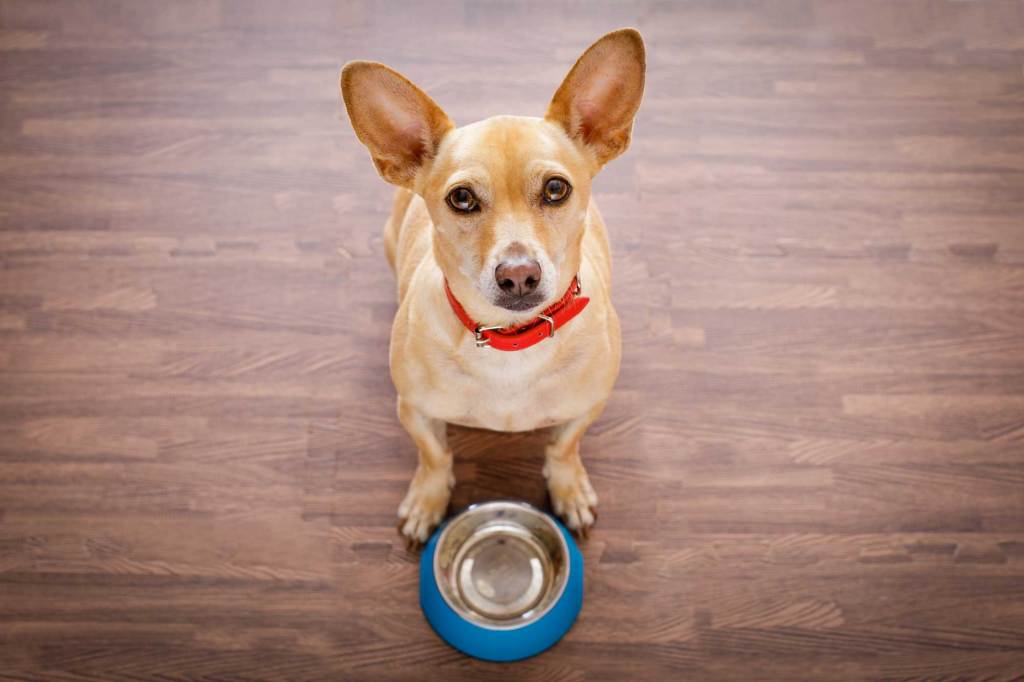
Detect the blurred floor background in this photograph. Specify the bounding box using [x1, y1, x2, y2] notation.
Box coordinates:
[1, 1, 1024, 680]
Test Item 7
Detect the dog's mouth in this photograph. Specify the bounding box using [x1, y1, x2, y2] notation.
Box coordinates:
[492, 292, 545, 312]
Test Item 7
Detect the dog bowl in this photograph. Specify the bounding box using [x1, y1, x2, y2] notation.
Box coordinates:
[419, 501, 583, 661]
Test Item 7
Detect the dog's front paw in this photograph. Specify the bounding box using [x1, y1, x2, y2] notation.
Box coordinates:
[397, 466, 454, 547]
[543, 459, 598, 537]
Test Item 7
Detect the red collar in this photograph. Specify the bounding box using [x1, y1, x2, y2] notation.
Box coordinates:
[443, 275, 590, 351]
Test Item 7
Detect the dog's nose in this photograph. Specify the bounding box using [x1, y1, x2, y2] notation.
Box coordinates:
[495, 260, 542, 297]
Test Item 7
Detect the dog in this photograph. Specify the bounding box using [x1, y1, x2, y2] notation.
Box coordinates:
[340, 29, 645, 544]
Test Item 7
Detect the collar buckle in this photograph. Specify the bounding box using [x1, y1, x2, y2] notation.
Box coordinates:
[473, 324, 504, 348]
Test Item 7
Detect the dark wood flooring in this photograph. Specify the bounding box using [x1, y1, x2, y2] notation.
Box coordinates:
[2, 1, 1024, 680]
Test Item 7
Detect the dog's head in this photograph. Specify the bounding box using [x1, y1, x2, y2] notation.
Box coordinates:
[341, 29, 645, 323]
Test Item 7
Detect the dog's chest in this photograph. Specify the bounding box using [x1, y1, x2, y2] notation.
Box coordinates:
[417, 341, 595, 432]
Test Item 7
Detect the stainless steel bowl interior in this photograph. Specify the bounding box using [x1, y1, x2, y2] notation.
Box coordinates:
[433, 501, 570, 630]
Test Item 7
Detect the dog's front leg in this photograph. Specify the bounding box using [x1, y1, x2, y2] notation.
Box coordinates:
[396, 397, 454, 545]
[544, 403, 604, 536]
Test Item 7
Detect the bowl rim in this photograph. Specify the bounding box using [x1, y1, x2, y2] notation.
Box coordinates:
[432, 500, 571, 631]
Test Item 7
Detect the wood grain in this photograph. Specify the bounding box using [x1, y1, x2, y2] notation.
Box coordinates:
[1, 1, 1024, 680]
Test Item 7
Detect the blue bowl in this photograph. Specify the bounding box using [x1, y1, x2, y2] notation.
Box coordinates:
[419, 501, 583, 662]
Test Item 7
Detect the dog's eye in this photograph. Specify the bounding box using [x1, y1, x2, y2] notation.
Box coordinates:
[542, 177, 571, 205]
[446, 186, 479, 213]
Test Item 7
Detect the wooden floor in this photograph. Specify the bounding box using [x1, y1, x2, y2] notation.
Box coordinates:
[2, 1, 1024, 680]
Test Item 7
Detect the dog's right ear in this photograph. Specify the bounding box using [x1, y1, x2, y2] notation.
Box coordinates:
[340, 61, 453, 188]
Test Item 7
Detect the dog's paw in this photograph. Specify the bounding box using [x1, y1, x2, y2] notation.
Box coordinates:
[397, 467, 454, 547]
[544, 459, 598, 538]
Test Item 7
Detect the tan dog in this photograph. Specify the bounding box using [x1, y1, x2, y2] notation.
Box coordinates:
[340, 29, 645, 543]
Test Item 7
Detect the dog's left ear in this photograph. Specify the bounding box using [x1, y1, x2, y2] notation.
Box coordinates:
[546, 28, 646, 167]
